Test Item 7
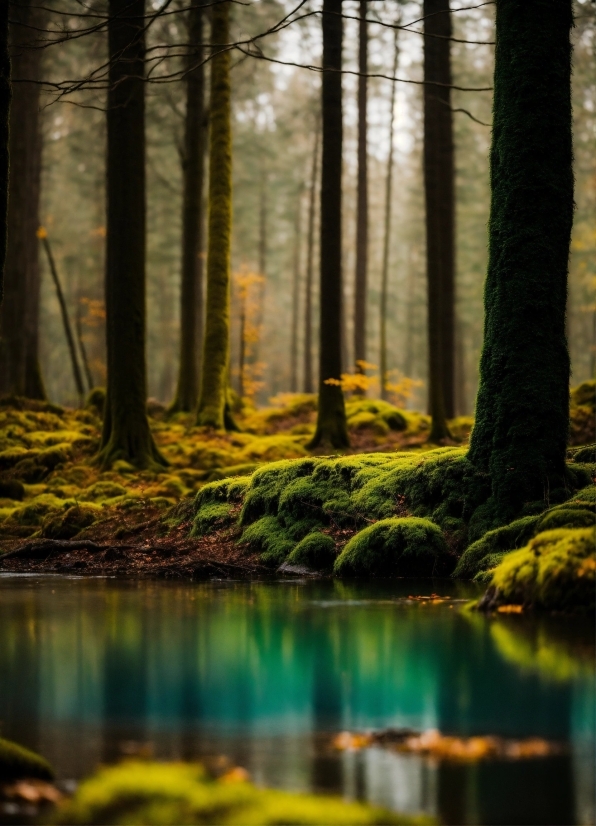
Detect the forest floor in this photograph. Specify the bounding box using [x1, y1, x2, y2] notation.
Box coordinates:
[0, 385, 593, 592]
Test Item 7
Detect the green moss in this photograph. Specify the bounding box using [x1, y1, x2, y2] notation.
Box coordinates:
[537, 507, 594, 532]
[334, 517, 449, 578]
[85, 387, 106, 418]
[570, 380, 595, 408]
[286, 531, 336, 570]
[53, 761, 428, 826]
[345, 398, 407, 433]
[81, 480, 128, 501]
[454, 515, 540, 579]
[480, 527, 595, 612]
[241, 516, 295, 565]
[40, 503, 103, 539]
[191, 476, 251, 536]
[0, 736, 53, 780]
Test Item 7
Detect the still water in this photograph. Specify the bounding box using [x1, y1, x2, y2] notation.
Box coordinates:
[0, 575, 593, 825]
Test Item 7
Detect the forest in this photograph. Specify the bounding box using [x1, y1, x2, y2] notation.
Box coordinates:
[0, 1, 594, 824]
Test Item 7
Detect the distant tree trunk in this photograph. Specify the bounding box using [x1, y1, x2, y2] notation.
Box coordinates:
[380, 26, 399, 402]
[303, 112, 320, 395]
[0, 0, 45, 399]
[238, 288, 246, 398]
[353, 0, 368, 388]
[171, 0, 206, 414]
[99, 0, 165, 468]
[469, 0, 573, 523]
[423, 0, 455, 440]
[309, 0, 349, 450]
[38, 230, 85, 404]
[251, 173, 267, 367]
[75, 301, 94, 393]
[196, 0, 233, 429]
[0, 1, 9, 303]
[290, 191, 302, 392]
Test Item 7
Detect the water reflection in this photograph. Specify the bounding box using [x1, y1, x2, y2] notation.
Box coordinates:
[0, 577, 593, 825]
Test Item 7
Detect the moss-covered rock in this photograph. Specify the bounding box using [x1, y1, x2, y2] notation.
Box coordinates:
[53, 761, 428, 826]
[479, 527, 595, 612]
[285, 531, 337, 570]
[191, 476, 251, 536]
[0, 737, 53, 781]
[334, 517, 450, 577]
[345, 399, 407, 433]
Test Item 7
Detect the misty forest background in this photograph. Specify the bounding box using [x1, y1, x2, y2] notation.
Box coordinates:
[20, 0, 596, 412]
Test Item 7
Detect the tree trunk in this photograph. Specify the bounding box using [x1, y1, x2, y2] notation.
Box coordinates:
[423, 0, 455, 440]
[309, 0, 349, 450]
[196, 0, 233, 429]
[469, 0, 573, 522]
[39, 231, 85, 404]
[0, 0, 45, 399]
[290, 190, 302, 392]
[353, 0, 368, 387]
[303, 112, 320, 395]
[0, 0, 9, 304]
[75, 301, 94, 393]
[380, 26, 399, 402]
[171, 0, 206, 413]
[251, 173, 267, 368]
[99, 0, 165, 468]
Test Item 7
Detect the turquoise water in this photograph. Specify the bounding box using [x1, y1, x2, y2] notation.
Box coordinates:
[0, 575, 593, 824]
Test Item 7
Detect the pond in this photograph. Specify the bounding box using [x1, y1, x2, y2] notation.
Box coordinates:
[0, 575, 593, 825]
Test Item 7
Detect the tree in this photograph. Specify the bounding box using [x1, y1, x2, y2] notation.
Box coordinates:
[99, 0, 165, 468]
[303, 111, 320, 395]
[379, 26, 399, 401]
[309, 0, 349, 450]
[423, 0, 456, 440]
[469, 0, 573, 523]
[353, 0, 368, 388]
[170, 0, 207, 414]
[290, 189, 302, 392]
[0, 0, 46, 399]
[0, 0, 9, 302]
[196, 0, 233, 429]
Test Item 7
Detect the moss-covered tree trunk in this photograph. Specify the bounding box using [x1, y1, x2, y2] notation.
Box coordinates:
[302, 113, 320, 395]
[171, 0, 206, 414]
[353, 0, 368, 388]
[99, 0, 164, 468]
[0, 0, 45, 399]
[310, 0, 349, 450]
[423, 0, 455, 439]
[469, 0, 573, 522]
[0, 0, 9, 305]
[196, 0, 232, 429]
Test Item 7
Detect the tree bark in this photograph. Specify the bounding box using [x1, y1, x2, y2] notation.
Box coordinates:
[380, 26, 399, 402]
[0, 0, 9, 304]
[99, 0, 164, 468]
[0, 0, 45, 399]
[353, 0, 368, 387]
[303, 112, 320, 395]
[309, 0, 349, 450]
[469, 0, 573, 523]
[290, 190, 302, 392]
[423, 0, 455, 440]
[171, 0, 206, 413]
[196, 0, 233, 429]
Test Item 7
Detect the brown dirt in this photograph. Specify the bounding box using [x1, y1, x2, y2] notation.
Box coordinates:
[0, 505, 269, 580]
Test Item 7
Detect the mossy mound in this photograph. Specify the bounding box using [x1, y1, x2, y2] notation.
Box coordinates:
[479, 527, 596, 612]
[53, 761, 428, 826]
[345, 399, 407, 435]
[570, 380, 595, 446]
[334, 517, 450, 577]
[40, 503, 103, 539]
[192, 449, 483, 573]
[455, 486, 596, 579]
[286, 531, 337, 570]
[0, 737, 54, 781]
